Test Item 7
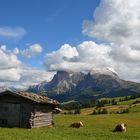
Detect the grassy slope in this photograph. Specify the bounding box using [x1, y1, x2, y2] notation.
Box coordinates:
[0, 105, 140, 140]
[0, 98, 140, 140]
[80, 97, 140, 115]
[118, 98, 140, 105]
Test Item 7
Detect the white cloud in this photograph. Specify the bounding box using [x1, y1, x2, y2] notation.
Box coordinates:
[0, 48, 21, 69]
[44, 40, 140, 83]
[0, 66, 55, 89]
[44, 41, 112, 72]
[8, 67, 55, 89]
[44, 44, 78, 71]
[0, 45, 51, 89]
[0, 45, 7, 51]
[0, 68, 21, 82]
[110, 44, 140, 63]
[0, 26, 26, 39]
[13, 48, 19, 55]
[1, 44, 43, 58]
[20, 44, 43, 58]
[0, 48, 21, 82]
[80, 0, 140, 82]
[83, 0, 140, 47]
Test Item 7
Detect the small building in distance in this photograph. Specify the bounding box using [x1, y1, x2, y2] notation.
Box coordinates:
[0, 90, 59, 128]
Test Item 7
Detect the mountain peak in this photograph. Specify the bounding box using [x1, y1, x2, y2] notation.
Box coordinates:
[28, 69, 140, 102]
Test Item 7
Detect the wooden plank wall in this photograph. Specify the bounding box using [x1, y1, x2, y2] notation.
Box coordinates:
[0, 93, 55, 128]
[31, 105, 53, 128]
[20, 103, 33, 128]
[0, 94, 35, 128]
[0, 103, 20, 127]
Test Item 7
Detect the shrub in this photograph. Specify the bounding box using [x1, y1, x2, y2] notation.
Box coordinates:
[116, 108, 130, 114]
[132, 100, 140, 104]
[74, 108, 81, 114]
[111, 99, 118, 105]
[92, 108, 108, 115]
[102, 108, 108, 114]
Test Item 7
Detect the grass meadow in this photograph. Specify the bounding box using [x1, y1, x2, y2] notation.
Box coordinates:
[0, 105, 140, 140]
[0, 99, 140, 140]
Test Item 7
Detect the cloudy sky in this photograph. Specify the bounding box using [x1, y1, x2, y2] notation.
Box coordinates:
[0, 0, 140, 88]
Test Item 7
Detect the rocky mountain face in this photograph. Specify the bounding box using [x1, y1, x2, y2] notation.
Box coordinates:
[29, 71, 85, 94]
[28, 69, 140, 102]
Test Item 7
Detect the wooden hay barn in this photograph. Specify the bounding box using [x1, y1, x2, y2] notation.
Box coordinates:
[0, 90, 59, 128]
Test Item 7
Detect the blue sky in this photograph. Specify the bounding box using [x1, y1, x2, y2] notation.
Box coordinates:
[0, 0, 140, 88]
[0, 0, 100, 68]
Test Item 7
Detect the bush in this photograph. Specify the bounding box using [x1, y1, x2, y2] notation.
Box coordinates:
[111, 99, 118, 105]
[132, 100, 140, 104]
[92, 108, 108, 115]
[74, 108, 81, 114]
[116, 108, 130, 114]
[92, 110, 98, 115]
[102, 108, 108, 114]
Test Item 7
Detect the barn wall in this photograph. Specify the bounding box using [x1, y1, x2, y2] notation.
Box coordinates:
[0, 103, 20, 127]
[31, 104, 53, 128]
[0, 93, 56, 128]
[20, 103, 34, 128]
[0, 94, 34, 128]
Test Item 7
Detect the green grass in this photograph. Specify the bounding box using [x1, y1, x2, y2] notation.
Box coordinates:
[118, 98, 140, 105]
[0, 109, 140, 140]
[0, 98, 140, 140]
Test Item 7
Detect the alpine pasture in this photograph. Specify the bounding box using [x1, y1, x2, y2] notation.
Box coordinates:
[0, 100, 140, 140]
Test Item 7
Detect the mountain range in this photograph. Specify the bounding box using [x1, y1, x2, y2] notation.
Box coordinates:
[28, 69, 140, 102]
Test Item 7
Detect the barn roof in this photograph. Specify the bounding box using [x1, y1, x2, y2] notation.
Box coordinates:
[0, 90, 59, 105]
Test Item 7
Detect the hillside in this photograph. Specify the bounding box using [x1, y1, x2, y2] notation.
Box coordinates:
[28, 69, 140, 102]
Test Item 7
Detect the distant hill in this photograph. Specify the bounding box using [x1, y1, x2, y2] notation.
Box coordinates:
[28, 69, 140, 102]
